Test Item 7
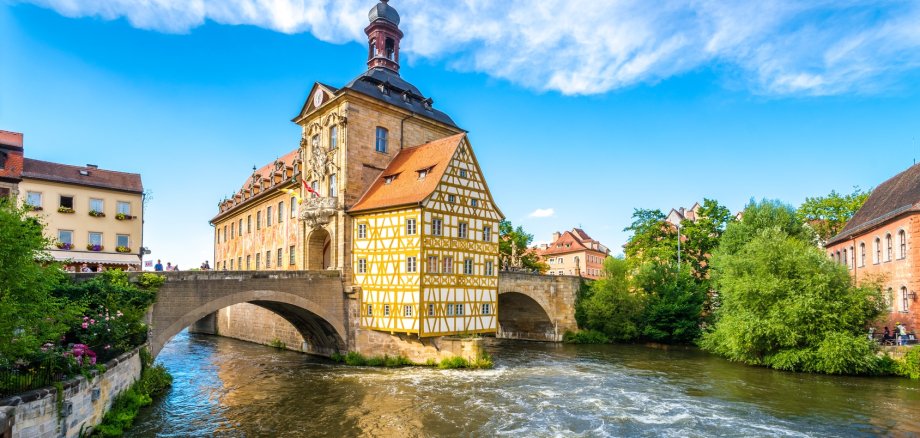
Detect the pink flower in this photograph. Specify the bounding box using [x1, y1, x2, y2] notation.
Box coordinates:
[89, 319, 95, 324]
[81, 322, 88, 329]
[83, 316, 89, 322]
[105, 316, 109, 321]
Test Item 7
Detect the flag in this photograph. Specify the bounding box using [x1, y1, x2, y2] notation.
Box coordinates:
[302, 178, 320, 197]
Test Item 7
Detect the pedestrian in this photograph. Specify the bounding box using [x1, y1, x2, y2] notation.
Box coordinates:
[80, 263, 92, 273]
[166, 262, 173, 271]
[96, 264, 105, 272]
[899, 323, 909, 346]
[155, 259, 164, 271]
[884, 326, 891, 341]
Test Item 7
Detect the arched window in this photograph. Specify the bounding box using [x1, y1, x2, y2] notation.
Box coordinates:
[369, 38, 377, 57]
[886, 234, 893, 261]
[902, 286, 910, 312]
[887, 288, 894, 311]
[836, 250, 841, 264]
[859, 242, 866, 267]
[385, 38, 395, 61]
[843, 248, 848, 267]
[899, 230, 907, 259]
[875, 238, 881, 264]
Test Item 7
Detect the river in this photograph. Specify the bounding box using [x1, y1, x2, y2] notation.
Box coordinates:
[131, 331, 920, 437]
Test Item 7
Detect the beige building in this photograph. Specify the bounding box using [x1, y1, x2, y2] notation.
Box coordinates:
[15, 145, 144, 270]
[535, 228, 610, 279]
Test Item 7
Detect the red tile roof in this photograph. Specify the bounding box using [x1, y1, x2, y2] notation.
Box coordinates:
[828, 163, 920, 245]
[349, 133, 465, 213]
[22, 159, 142, 193]
[539, 231, 591, 256]
[211, 149, 300, 222]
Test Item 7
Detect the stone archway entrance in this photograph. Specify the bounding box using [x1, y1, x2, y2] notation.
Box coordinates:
[306, 228, 331, 270]
[497, 292, 557, 341]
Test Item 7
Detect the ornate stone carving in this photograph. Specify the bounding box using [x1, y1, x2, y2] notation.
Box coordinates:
[301, 134, 338, 182]
[300, 197, 338, 229]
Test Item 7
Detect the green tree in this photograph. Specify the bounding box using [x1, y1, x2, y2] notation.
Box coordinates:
[622, 209, 675, 272]
[498, 219, 548, 273]
[635, 261, 707, 344]
[578, 257, 644, 342]
[678, 199, 734, 279]
[0, 199, 77, 366]
[797, 187, 871, 242]
[701, 224, 886, 375]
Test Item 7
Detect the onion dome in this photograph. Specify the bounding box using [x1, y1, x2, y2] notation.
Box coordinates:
[368, 0, 400, 26]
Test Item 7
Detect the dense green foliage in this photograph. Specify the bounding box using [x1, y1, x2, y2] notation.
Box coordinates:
[92, 349, 172, 437]
[330, 351, 494, 369]
[498, 219, 548, 273]
[575, 258, 643, 342]
[897, 348, 920, 379]
[635, 262, 707, 344]
[0, 200, 75, 366]
[700, 200, 886, 375]
[797, 188, 870, 242]
[562, 329, 609, 344]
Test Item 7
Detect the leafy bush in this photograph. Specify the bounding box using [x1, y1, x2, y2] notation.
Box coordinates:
[438, 352, 493, 369]
[563, 330, 609, 344]
[92, 350, 172, 437]
[635, 262, 707, 344]
[897, 348, 920, 379]
[577, 258, 644, 342]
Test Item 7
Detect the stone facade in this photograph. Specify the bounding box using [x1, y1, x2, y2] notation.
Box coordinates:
[0, 348, 142, 438]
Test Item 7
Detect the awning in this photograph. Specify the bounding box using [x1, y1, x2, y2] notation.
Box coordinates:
[48, 250, 142, 265]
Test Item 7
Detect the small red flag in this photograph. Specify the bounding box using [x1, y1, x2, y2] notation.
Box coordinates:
[302, 178, 320, 197]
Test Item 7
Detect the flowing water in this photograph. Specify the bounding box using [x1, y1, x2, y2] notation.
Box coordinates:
[132, 331, 920, 437]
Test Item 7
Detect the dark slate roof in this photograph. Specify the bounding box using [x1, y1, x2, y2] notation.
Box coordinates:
[22, 158, 143, 193]
[339, 67, 459, 128]
[369, 0, 400, 25]
[827, 163, 920, 245]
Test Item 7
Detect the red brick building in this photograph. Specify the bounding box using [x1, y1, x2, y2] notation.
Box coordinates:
[826, 164, 920, 331]
[535, 228, 610, 279]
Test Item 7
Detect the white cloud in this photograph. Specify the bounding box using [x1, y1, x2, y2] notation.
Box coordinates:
[529, 208, 555, 218]
[18, 0, 920, 96]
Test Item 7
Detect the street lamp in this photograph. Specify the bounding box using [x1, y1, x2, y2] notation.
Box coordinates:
[676, 222, 681, 269]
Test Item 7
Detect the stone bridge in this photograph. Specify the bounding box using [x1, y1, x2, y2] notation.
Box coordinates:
[120, 270, 580, 358]
[496, 272, 582, 342]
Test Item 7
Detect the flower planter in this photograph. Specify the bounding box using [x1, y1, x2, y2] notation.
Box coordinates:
[56, 242, 74, 250]
[115, 213, 135, 221]
[29, 206, 43, 211]
[89, 210, 105, 218]
[58, 207, 75, 214]
[115, 246, 132, 253]
[86, 244, 104, 251]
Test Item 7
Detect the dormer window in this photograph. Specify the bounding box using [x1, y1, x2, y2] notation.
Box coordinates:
[417, 166, 433, 180]
[383, 173, 399, 184]
[79, 170, 89, 176]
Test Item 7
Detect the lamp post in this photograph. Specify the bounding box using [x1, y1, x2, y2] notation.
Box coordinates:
[676, 222, 681, 270]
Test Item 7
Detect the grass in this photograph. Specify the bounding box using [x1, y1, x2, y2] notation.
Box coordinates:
[438, 352, 494, 369]
[91, 349, 172, 437]
[330, 351, 494, 369]
[268, 338, 286, 350]
[563, 329, 610, 344]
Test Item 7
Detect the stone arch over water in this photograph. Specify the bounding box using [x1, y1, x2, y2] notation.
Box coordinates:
[496, 291, 557, 342]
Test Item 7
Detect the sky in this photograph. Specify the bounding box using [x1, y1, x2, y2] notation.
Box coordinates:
[2, 0, 920, 268]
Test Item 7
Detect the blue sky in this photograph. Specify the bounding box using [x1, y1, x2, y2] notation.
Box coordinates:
[2, 1, 920, 268]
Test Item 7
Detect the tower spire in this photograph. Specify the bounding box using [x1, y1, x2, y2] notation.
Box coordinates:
[365, 0, 403, 73]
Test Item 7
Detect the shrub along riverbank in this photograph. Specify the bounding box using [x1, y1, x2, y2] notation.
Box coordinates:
[568, 198, 915, 378]
[330, 351, 494, 369]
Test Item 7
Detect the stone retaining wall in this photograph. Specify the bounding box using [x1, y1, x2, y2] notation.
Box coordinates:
[0, 349, 143, 438]
[211, 303, 308, 353]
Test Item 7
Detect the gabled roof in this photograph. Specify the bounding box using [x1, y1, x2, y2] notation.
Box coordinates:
[22, 159, 142, 193]
[211, 149, 300, 223]
[828, 163, 920, 245]
[539, 231, 591, 256]
[349, 133, 465, 213]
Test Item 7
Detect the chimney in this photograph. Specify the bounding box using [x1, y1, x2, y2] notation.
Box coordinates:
[86, 164, 98, 169]
[552, 232, 560, 242]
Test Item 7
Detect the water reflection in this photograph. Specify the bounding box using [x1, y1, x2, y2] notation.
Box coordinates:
[131, 332, 920, 437]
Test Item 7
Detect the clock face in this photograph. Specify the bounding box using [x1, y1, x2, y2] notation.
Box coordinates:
[313, 90, 324, 108]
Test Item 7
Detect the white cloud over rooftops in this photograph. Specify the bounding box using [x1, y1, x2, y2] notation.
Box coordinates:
[529, 208, 555, 218]
[20, 0, 920, 96]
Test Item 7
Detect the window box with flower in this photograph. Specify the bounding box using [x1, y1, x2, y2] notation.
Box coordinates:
[115, 246, 131, 253]
[56, 242, 74, 250]
[87, 244, 104, 251]
[115, 213, 135, 221]
[58, 206, 75, 214]
[88, 210, 105, 218]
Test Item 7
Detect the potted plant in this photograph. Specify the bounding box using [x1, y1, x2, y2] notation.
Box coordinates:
[89, 210, 105, 217]
[28, 205, 43, 211]
[58, 206, 75, 214]
[86, 244, 104, 251]
[115, 246, 131, 253]
[56, 242, 74, 250]
[115, 213, 134, 220]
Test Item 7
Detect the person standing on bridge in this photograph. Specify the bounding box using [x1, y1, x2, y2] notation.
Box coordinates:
[155, 259, 163, 271]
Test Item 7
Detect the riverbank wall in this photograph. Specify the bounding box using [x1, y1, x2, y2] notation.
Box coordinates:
[0, 348, 143, 438]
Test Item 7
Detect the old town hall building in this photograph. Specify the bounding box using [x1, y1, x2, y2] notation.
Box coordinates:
[211, 0, 502, 342]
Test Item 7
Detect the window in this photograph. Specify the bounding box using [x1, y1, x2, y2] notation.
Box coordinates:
[384, 304, 390, 317]
[384, 175, 396, 185]
[456, 304, 464, 316]
[291, 197, 297, 218]
[471, 198, 479, 208]
[486, 261, 494, 276]
[428, 304, 435, 316]
[464, 259, 473, 275]
[88, 232, 102, 246]
[459, 169, 467, 178]
[448, 195, 456, 203]
[375, 127, 388, 153]
[230, 259, 234, 270]
[255, 253, 261, 270]
[404, 305, 413, 317]
[267, 206, 273, 226]
[290, 246, 296, 265]
[902, 286, 910, 312]
[860, 242, 865, 267]
[311, 181, 318, 197]
[443, 256, 453, 274]
[418, 169, 428, 180]
[329, 174, 337, 197]
[875, 238, 881, 264]
[887, 288, 894, 311]
[481, 303, 491, 315]
[26, 191, 42, 208]
[406, 218, 416, 235]
[843, 248, 848, 268]
[231, 224, 235, 239]
[483, 226, 491, 242]
[247, 215, 252, 233]
[116, 201, 131, 215]
[277, 248, 283, 268]
[446, 304, 455, 316]
[238, 257, 243, 270]
[358, 258, 367, 273]
[58, 230, 73, 244]
[558, 257, 564, 264]
[358, 223, 367, 239]
[900, 230, 907, 259]
[223, 226, 227, 243]
[432, 218, 442, 236]
[278, 201, 284, 223]
[407, 256, 417, 273]
[427, 256, 438, 273]
[257, 211, 262, 230]
[239, 219, 243, 236]
[886, 234, 893, 261]
[266, 250, 271, 268]
[459, 222, 468, 238]
[89, 198, 103, 213]
[330, 126, 338, 149]
[367, 304, 373, 316]
[116, 234, 129, 248]
[59, 195, 74, 209]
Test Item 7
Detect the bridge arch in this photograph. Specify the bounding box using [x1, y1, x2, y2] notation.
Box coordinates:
[497, 291, 557, 341]
[496, 272, 582, 342]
